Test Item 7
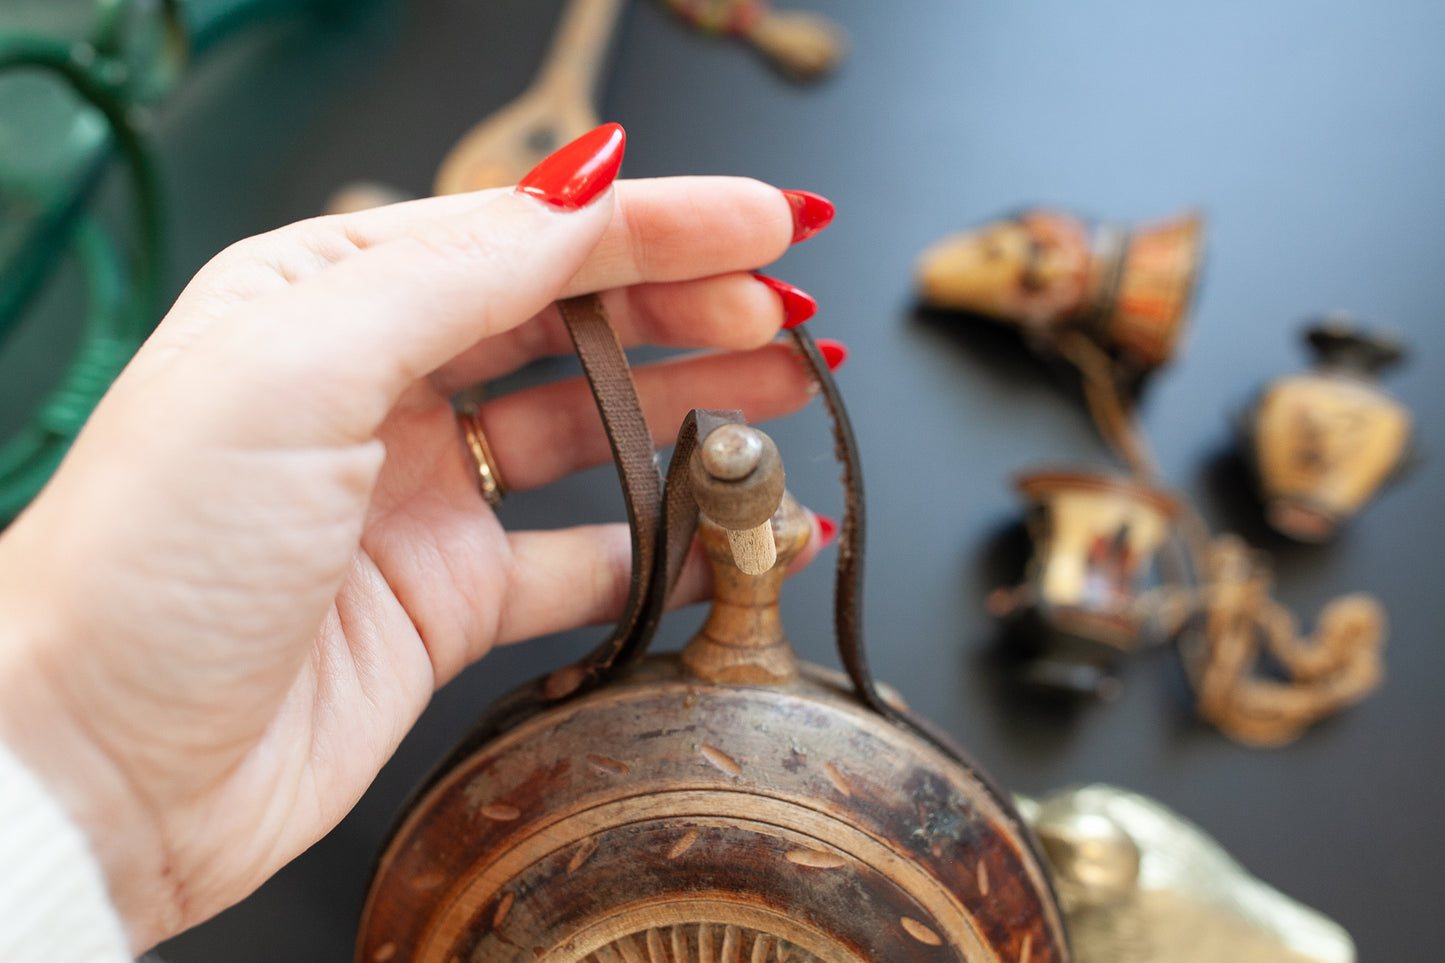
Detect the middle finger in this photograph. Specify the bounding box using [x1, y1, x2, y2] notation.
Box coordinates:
[430, 271, 817, 393]
[474, 339, 829, 492]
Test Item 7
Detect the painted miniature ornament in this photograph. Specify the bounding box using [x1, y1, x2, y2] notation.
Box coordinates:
[1246, 318, 1412, 541]
[1168, 536, 1386, 748]
[1018, 785, 1356, 963]
[660, 0, 848, 80]
[916, 209, 1205, 372]
[990, 469, 1180, 699]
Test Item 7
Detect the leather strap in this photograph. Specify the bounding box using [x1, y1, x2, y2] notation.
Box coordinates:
[544, 294, 986, 777]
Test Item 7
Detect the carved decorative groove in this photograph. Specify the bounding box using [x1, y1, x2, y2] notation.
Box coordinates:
[784, 848, 847, 869]
[492, 891, 515, 928]
[822, 762, 853, 797]
[667, 829, 700, 859]
[901, 917, 943, 946]
[587, 754, 631, 776]
[567, 836, 600, 873]
[410, 871, 445, 891]
[1019, 933, 1033, 963]
[479, 804, 521, 821]
[371, 942, 396, 962]
[700, 745, 743, 777]
[579, 923, 824, 963]
[977, 860, 989, 896]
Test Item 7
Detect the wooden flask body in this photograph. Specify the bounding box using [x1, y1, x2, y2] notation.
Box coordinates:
[357, 657, 1065, 963]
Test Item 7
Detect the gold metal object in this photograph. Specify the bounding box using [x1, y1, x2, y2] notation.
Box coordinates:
[1019, 785, 1356, 963]
[458, 407, 506, 508]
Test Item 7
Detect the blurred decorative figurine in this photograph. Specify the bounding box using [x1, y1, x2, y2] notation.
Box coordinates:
[1164, 536, 1386, 747]
[989, 469, 1180, 700]
[1018, 785, 1356, 963]
[660, 0, 848, 81]
[916, 209, 1205, 375]
[433, 0, 626, 195]
[1245, 317, 1413, 541]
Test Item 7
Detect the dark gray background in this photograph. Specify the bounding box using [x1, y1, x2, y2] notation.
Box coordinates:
[10, 0, 1444, 959]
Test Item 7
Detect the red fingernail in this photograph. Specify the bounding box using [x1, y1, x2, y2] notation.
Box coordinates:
[816, 338, 848, 372]
[752, 273, 818, 329]
[516, 123, 626, 210]
[816, 513, 839, 548]
[782, 190, 835, 243]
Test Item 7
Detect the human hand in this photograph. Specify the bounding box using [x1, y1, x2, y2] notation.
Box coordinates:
[0, 125, 836, 951]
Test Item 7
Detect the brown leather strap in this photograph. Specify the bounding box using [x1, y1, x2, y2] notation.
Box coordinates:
[546, 295, 981, 778]
[542, 294, 665, 699]
[544, 295, 743, 699]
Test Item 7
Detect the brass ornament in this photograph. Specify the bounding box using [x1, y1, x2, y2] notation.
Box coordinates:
[916, 209, 1205, 373]
[1245, 318, 1412, 541]
[1018, 785, 1356, 963]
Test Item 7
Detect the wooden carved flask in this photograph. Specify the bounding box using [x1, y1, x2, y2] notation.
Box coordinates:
[356, 297, 1069, 963]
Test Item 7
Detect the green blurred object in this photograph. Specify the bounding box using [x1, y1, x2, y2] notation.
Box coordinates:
[0, 0, 342, 520]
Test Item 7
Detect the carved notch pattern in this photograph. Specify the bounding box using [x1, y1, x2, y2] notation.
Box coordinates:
[582, 922, 823, 963]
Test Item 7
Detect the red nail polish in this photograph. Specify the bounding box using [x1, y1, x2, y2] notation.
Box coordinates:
[782, 190, 835, 243]
[816, 338, 848, 372]
[752, 273, 818, 329]
[516, 123, 626, 210]
[816, 513, 838, 548]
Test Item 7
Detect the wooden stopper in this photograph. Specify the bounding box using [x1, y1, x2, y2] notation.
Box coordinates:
[725, 522, 777, 576]
[690, 425, 785, 574]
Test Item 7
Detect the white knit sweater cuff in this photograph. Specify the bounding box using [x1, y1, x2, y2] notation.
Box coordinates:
[0, 737, 132, 962]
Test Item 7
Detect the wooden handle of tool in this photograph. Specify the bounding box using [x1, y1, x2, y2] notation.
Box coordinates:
[536, 0, 628, 104]
[746, 9, 846, 81]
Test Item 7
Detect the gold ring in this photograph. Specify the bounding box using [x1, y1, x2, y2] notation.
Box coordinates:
[458, 407, 506, 508]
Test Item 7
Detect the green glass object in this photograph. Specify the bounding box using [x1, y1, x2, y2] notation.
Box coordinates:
[0, 0, 342, 520]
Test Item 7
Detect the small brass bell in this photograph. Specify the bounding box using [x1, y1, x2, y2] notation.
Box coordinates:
[1244, 316, 1413, 541]
[916, 208, 1205, 373]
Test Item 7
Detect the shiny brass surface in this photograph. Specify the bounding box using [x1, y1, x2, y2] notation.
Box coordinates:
[1019, 785, 1355, 963]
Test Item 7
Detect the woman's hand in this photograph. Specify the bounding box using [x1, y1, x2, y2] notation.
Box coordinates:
[0, 127, 835, 951]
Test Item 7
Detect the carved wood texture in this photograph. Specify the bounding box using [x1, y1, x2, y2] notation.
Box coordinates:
[358, 659, 1067, 963]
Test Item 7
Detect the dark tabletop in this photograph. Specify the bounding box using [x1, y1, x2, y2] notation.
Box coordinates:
[12, 1, 1444, 959]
